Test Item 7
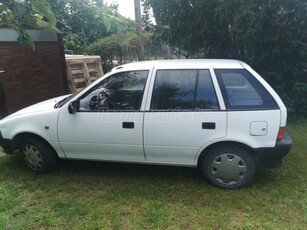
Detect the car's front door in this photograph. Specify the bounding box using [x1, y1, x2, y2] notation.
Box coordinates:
[143, 69, 227, 165]
[58, 70, 149, 161]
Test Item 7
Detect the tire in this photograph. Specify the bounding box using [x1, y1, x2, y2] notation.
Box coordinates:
[202, 146, 255, 189]
[20, 137, 57, 173]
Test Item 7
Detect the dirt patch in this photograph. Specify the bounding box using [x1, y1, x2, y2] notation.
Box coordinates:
[229, 210, 245, 228]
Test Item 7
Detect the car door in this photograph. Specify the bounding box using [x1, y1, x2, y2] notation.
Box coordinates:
[143, 69, 227, 165]
[57, 70, 149, 161]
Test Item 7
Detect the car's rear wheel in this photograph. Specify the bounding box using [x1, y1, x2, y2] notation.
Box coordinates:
[202, 146, 255, 189]
[20, 137, 57, 173]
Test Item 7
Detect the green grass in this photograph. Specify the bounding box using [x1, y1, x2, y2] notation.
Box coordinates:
[0, 121, 306, 229]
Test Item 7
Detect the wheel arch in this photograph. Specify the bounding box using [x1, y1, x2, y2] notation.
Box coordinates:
[12, 132, 55, 154]
[197, 141, 257, 167]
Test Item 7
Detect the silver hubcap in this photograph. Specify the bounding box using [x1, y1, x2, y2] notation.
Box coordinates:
[211, 153, 247, 185]
[23, 144, 43, 171]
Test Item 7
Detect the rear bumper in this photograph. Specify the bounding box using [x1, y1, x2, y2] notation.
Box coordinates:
[0, 131, 13, 154]
[254, 131, 292, 169]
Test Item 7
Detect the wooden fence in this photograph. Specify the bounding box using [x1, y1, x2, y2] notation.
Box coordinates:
[0, 33, 68, 117]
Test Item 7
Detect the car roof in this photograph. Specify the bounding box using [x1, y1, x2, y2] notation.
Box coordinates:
[113, 59, 244, 71]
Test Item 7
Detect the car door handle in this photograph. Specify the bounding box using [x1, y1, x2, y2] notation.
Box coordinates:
[122, 122, 134, 129]
[202, 122, 216, 129]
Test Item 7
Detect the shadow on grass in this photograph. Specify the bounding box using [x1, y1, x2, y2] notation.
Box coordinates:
[1, 154, 204, 182]
[60, 158, 199, 176]
[0, 153, 280, 191]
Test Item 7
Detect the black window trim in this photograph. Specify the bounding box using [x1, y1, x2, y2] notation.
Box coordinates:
[150, 69, 220, 112]
[215, 69, 280, 111]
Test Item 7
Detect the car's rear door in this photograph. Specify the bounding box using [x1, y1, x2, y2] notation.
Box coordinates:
[143, 68, 227, 165]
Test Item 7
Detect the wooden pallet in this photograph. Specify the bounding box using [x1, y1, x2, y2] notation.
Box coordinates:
[65, 55, 104, 93]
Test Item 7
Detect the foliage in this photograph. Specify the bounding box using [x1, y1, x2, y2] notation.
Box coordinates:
[144, 32, 164, 59]
[141, 0, 153, 32]
[89, 32, 154, 73]
[0, 120, 306, 229]
[46, 0, 136, 54]
[0, 0, 126, 54]
[145, 0, 307, 119]
[0, 0, 60, 50]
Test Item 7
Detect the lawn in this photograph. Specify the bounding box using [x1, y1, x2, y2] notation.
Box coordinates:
[0, 121, 306, 229]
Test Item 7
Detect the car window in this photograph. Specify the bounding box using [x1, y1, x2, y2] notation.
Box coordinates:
[151, 70, 219, 111]
[215, 69, 279, 110]
[196, 70, 219, 110]
[78, 71, 148, 112]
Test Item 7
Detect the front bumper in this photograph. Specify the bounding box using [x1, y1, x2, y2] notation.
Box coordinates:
[254, 131, 292, 169]
[0, 131, 13, 154]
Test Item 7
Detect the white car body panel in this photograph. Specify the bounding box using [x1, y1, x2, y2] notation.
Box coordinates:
[57, 108, 145, 161]
[143, 112, 227, 164]
[4, 95, 67, 119]
[0, 95, 70, 158]
[0, 109, 66, 158]
[226, 110, 281, 148]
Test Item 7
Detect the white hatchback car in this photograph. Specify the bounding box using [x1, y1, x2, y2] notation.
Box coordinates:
[0, 59, 292, 189]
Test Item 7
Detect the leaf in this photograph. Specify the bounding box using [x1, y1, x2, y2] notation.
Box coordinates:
[0, 4, 7, 11]
[0, 13, 11, 26]
[17, 32, 35, 51]
[32, 0, 57, 25]
[34, 18, 60, 33]
[34, 13, 43, 20]
[14, 1, 32, 22]
[7, 24, 20, 33]
[22, 14, 61, 33]
[103, 16, 111, 33]
[7, 24, 35, 51]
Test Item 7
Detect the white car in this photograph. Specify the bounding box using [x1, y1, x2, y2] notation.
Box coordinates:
[0, 59, 292, 189]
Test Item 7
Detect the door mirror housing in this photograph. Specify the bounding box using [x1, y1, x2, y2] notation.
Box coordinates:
[68, 101, 78, 114]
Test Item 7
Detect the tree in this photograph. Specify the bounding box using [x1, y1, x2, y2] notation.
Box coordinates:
[0, 0, 60, 50]
[46, 0, 116, 54]
[141, 0, 152, 32]
[144, 0, 307, 118]
[45, 0, 137, 54]
[0, 0, 116, 53]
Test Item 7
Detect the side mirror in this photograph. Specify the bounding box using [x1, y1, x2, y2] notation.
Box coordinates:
[68, 101, 78, 114]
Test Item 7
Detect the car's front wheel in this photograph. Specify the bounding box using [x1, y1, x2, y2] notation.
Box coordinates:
[202, 146, 255, 189]
[20, 137, 57, 173]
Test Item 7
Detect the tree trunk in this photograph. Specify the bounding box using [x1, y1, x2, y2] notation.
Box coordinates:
[134, 0, 145, 61]
[162, 44, 172, 59]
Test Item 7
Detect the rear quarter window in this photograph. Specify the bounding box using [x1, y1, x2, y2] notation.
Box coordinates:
[215, 69, 279, 110]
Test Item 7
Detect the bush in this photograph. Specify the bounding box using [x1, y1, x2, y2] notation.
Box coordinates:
[89, 33, 153, 73]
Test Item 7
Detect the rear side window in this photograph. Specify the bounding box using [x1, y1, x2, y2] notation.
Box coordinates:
[151, 70, 219, 111]
[215, 69, 278, 110]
